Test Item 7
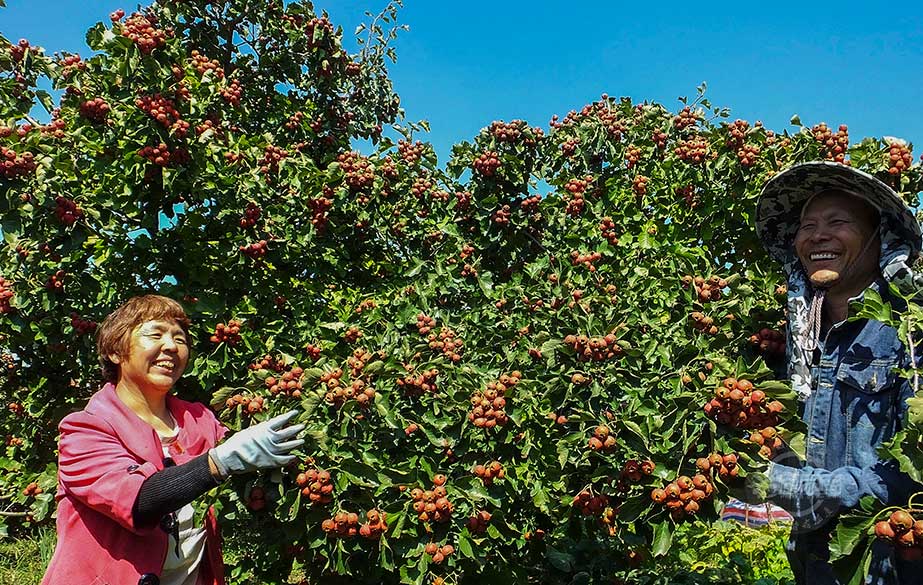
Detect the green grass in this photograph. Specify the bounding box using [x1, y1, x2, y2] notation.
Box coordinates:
[0, 527, 56, 585]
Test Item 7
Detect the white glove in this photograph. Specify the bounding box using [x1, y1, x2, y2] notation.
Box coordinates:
[209, 410, 304, 479]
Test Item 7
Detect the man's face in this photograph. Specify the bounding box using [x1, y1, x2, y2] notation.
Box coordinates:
[794, 192, 880, 290]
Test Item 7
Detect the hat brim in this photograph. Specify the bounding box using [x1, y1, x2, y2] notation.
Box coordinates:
[756, 161, 921, 264]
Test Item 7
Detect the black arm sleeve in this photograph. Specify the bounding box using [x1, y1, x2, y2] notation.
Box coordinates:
[131, 453, 221, 528]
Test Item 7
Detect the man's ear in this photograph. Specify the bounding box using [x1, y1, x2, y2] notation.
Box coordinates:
[108, 353, 122, 365]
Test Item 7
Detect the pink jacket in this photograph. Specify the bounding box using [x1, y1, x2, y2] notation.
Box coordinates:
[42, 383, 228, 585]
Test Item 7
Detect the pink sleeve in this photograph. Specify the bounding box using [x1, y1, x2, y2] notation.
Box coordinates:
[57, 414, 159, 535]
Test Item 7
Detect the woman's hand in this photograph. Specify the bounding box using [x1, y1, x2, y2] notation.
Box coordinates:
[208, 410, 304, 479]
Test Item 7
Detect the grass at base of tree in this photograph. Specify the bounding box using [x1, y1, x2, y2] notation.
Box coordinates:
[0, 526, 56, 585]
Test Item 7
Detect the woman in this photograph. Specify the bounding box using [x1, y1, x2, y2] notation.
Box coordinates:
[42, 295, 304, 585]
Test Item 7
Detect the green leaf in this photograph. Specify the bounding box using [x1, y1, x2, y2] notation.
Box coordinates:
[546, 545, 575, 572]
[651, 520, 673, 556]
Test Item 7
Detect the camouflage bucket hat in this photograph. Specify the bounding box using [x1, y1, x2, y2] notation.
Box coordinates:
[756, 161, 921, 265]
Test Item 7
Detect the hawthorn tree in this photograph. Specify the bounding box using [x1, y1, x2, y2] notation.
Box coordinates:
[1, 1, 922, 584]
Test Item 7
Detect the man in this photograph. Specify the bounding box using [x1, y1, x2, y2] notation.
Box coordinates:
[749, 161, 923, 584]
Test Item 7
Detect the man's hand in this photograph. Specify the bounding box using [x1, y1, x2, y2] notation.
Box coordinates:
[728, 462, 772, 505]
[208, 410, 304, 480]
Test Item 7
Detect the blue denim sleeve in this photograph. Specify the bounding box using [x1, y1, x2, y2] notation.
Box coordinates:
[767, 379, 922, 523]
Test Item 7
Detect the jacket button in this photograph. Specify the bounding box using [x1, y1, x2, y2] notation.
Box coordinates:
[139, 574, 160, 585]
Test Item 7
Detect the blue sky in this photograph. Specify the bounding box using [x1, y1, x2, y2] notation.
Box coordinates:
[2, 1, 922, 163]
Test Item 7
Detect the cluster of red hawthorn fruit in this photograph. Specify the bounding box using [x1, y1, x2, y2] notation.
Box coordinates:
[45, 270, 65, 293]
[239, 202, 261, 228]
[569, 250, 602, 272]
[120, 12, 170, 54]
[472, 150, 501, 177]
[304, 343, 322, 361]
[587, 424, 617, 453]
[554, 95, 626, 138]
[811, 123, 849, 164]
[673, 106, 701, 130]
[250, 354, 286, 373]
[625, 146, 642, 168]
[491, 204, 511, 226]
[747, 426, 785, 459]
[681, 275, 727, 302]
[0, 147, 37, 180]
[564, 176, 593, 216]
[472, 460, 505, 485]
[138, 143, 189, 167]
[239, 240, 268, 259]
[632, 175, 649, 196]
[318, 368, 375, 408]
[466, 509, 492, 534]
[572, 487, 609, 516]
[308, 191, 333, 233]
[41, 117, 67, 140]
[675, 135, 709, 164]
[78, 98, 111, 124]
[488, 119, 540, 144]
[725, 119, 750, 150]
[348, 348, 374, 377]
[190, 50, 224, 78]
[561, 137, 579, 157]
[616, 458, 655, 487]
[343, 326, 362, 343]
[467, 373, 519, 429]
[520, 194, 541, 213]
[703, 378, 783, 429]
[22, 482, 43, 497]
[874, 509, 923, 560]
[651, 473, 714, 520]
[410, 474, 454, 524]
[888, 142, 914, 175]
[695, 452, 738, 481]
[425, 327, 464, 362]
[599, 217, 619, 245]
[321, 509, 385, 540]
[676, 184, 697, 208]
[220, 78, 243, 106]
[397, 139, 425, 164]
[410, 175, 434, 201]
[135, 93, 180, 128]
[210, 320, 242, 345]
[424, 541, 455, 566]
[749, 327, 785, 360]
[689, 311, 718, 335]
[396, 368, 439, 397]
[337, 151, 375, 192]
[59, 53, 85, 78]
[295, 467, 334, 505]
[225, 393, 265, 415]
[564, 333, 622, 362]
[259, 145, 287, 175]
[70, 313, 97, 336]
[737, 144, 761, 167]
[265, 366, 305, 399]
[9, 38, 30, 63]
[0, 278, 14, 315]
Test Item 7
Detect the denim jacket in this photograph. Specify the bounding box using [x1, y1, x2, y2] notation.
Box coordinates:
[767, 286, 923, 585]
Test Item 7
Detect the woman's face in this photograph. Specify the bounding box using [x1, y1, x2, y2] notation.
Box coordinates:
[112, 319, 189, 394]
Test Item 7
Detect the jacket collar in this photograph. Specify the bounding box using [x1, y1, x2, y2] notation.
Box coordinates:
[84, 383, 166, 466]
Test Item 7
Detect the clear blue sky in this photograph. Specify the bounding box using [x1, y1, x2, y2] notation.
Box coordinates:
[2, 1, 922, 163]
